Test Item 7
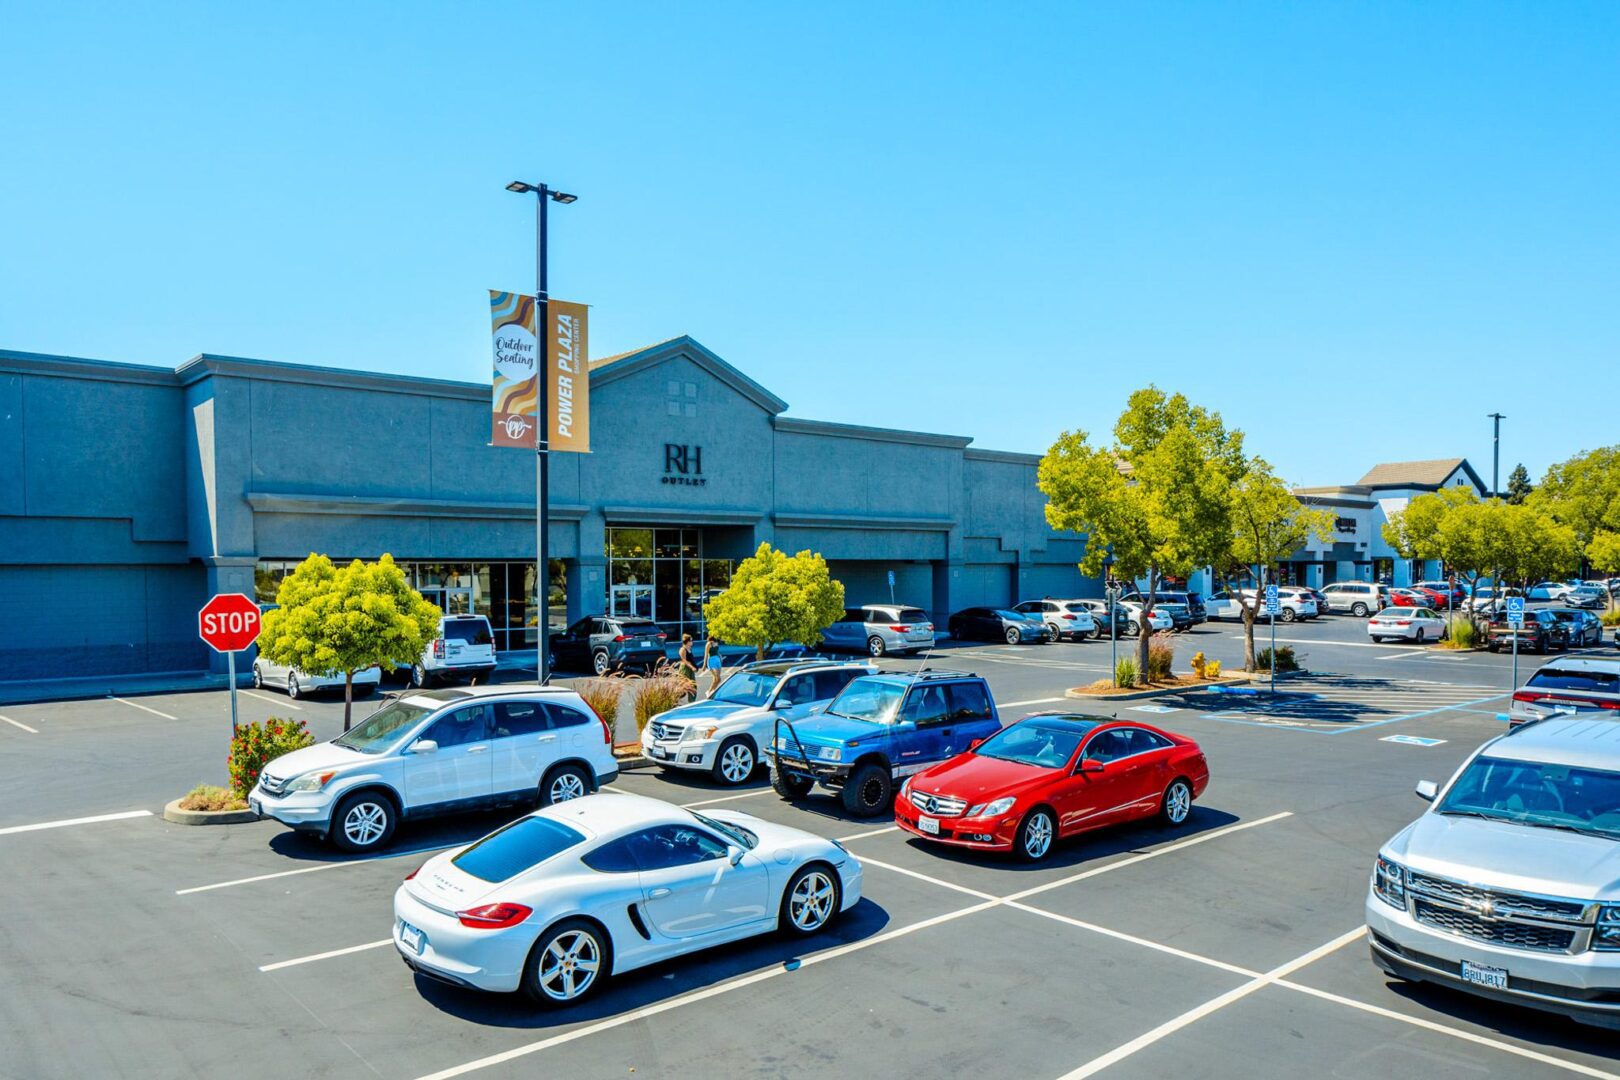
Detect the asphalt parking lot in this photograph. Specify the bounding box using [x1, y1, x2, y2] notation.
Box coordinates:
[3, 613, 1619, 1080]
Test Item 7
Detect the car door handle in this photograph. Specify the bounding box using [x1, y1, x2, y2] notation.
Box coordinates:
[466, 745, 488, 754]
[537, 735, 557, 743]
[648, 887, 671, 899]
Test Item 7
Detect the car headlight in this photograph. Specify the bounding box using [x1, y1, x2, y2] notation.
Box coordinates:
[1595, 907, 1620, 951]
[900, 776, 914, 796]
[966, 796, 1016, 818]
[287, 770, 338, 793]
[687, 724, 719, 741]
[1372, 855, 1407, 909]
[816, 746, 842, 761]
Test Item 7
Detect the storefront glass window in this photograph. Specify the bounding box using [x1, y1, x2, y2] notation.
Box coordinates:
[604, 528, 731, 638]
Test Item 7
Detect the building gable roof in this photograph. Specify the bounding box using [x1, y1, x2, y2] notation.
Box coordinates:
[1356, 458, 1485, 492]
[588, 335, 788, 415]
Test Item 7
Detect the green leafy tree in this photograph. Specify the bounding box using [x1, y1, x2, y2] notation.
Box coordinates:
[1039, 386, 1243, 676]
[257, 554, 442, 730]
[702, 543, 845, 660]
[1504, 463, 1533, 505]
[1223, 460, 1334, 671]
[1531, 446, 1620, 556]
[1587, 531, 1620, 609]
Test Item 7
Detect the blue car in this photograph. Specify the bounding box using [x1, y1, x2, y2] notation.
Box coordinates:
[766, 670, 1003, 817]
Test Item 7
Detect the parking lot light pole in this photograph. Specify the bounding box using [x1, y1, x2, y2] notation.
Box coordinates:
[506, 180, 578, 684]
[1489, 412, 1505, 496]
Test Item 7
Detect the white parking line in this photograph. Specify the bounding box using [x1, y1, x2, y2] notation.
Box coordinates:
[1002, 696, 1067, 708]
[0, 809, 153, 836]
[1004, 901, 1261, 979]
[260, 939, 392, 972]
[679, 790, 773, 809]
[176, 843, 455, 895]
[109, 696, 178, 720]
[834, 826, 899, 843]
[241, 689, 299, 710]
[0, 714, 39, 733]
[1275, 973, 1620, 1080]
[1057, 927, 1364, 1079]
[856, 856, 1001, 901]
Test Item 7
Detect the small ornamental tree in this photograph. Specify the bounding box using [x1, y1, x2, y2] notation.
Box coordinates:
[702, 543, 845, 660]
[1223, 460, 1334, 671]
[257, 553, 442, 729]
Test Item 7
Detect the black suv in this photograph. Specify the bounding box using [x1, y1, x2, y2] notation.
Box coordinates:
[552, 616, 669, 674]
[1487, 610, 1571, 655]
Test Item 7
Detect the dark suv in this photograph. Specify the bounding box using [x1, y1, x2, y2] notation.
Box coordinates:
[767, 671, 1003, 816]
[552, 616, 669, 674]
[1487, 609, 1571, 655]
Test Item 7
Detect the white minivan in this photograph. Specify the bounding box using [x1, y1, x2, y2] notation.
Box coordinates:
[252, 685, 619, 851]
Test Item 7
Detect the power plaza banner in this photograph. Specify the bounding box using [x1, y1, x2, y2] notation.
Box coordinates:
[489, 292, 590, 452]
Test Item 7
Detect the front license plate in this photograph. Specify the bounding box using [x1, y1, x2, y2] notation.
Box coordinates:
[1460, 960, 1508, 990]
[249, 797, 261, 816]
[649, 746, 672, 760]
[399, 921, 425, 955]
[918, 815, 939, 835]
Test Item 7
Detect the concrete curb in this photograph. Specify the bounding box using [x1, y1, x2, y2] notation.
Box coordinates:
[162, 798, 260, 826]
[613, 745, 658, 772]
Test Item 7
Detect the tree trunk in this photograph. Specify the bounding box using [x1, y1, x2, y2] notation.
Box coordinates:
[756, 642, 768, 661]
[343, 670, 354, 732]
[1137, 570, 1157, 678]
[1241, 603, 1257, 672]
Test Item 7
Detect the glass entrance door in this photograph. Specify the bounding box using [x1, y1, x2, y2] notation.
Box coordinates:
[420, 587, 473, 617]
[611, 584, 654, 620]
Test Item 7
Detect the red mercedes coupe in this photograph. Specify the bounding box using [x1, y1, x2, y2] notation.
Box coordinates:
[894, 714, 1210, 862]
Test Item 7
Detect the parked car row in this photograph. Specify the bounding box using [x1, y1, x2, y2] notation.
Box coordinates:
[252, 612, 500, 699]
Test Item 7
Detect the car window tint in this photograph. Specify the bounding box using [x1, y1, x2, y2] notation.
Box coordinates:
[902, 685, 952, 726]
[492, 701, 548, 738]
[444, 618, 493, 645]
[897, 608, 929, 623]
[545, 704, 592, 729]
[842, 608, 864, 622]
[426, 705, 489, 747]
[945, 681, 993, 722]
[1082, 729, 1131, 763]
[811, 669, 861, 701]
[1527, 668, 1620, 693]
[775, 675, 817, 707]
[581, 836, 642, 873]
[1129, 729, 1173, 753]
[627, 825, 729, 871]
[452, 815, 586, 882]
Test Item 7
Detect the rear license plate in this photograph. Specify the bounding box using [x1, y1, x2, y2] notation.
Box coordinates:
[918, 815, 939, 835]
[399, 921, 425, 955]
[1460, 960, 1507, 990]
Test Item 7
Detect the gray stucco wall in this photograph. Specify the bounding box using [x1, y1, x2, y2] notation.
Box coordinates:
[0, 339, 1092, 683]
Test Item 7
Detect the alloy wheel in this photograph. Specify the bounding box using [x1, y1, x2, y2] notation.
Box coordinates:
[1164, 781, 1191, 824]
[537, 930, 601, 1001]
[719, 742, 754, 784]
[789, 870, 836, 931]
[549, 771, 587, 803]
[287, 674, 301, 700]
[592, 651, 610, 676]
[1022, 811, 1053, 860]
[342, 801, 388, 847]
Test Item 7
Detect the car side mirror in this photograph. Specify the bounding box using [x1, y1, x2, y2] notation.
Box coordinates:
[409, 738, 438, 755]
[970, 738, 985, 750]
[894, 720, 916, 731]
[1414, 780, 1438, 802]
[727, 845, 744, 867]
[1079, 758, 1106, 774]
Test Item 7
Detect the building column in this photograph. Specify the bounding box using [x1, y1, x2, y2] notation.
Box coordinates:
[569, 556, 607, 624]
[931, 560, 960, 631]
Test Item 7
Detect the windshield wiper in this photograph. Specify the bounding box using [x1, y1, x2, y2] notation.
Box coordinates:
[1439, 809, 1506, 822]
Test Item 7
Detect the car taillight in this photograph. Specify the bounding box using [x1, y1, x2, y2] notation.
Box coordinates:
[889, 625, 911, 632]
[1394, 620, 1411, 626]
[405, 862, 426, 881]
[656, 632, 667, 641]
[1512, 691, 1546, 704]
[456, 903, 533, 929]
[1062, 613, 1077, 620]
[613, 634, 627, 642]
[597, 710, 613, 744]
[433, 640, 445, 659]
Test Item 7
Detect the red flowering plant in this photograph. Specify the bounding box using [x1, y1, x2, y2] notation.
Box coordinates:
[228, 717, 315, 799]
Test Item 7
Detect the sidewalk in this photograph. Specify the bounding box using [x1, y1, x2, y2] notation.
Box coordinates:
[0, 670, 241, 706]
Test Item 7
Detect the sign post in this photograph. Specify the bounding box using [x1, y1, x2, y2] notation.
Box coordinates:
[1506, 595, 1525, 693]
[887, 569, 896, 606]
[1264, 583, 1281, 695]
[198, 593, 262, 733]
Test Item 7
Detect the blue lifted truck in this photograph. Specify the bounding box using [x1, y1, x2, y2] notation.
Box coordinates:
[767, 670, 1003, 817]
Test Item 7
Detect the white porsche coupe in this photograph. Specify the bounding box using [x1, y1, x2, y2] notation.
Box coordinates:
[393, 792, 862, 1004]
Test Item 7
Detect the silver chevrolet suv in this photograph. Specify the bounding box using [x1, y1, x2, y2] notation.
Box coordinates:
[1366, 718, 1620, 1030]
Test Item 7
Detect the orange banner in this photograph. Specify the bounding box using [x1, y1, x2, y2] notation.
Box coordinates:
[548, 299, 589, 453]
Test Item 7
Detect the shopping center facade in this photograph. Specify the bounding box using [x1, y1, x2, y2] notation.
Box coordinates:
[0, 338, 1094, 682]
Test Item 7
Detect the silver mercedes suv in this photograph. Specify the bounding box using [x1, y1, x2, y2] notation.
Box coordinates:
[1365, 718, 1620, 1029]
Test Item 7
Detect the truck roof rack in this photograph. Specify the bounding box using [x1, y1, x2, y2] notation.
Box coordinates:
[911, 669, 976, 680]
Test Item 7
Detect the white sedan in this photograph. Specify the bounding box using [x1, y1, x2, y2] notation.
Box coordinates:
[1367, 607, 1447, 644]
[393, 793, 861, 1004]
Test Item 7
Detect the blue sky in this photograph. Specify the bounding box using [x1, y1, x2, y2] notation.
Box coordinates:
[2, 2, 1616, 487]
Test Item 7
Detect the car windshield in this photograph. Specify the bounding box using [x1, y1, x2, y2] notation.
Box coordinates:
[451, 814, 587, 882]
[827, 678, 905, 723]
[332, 699, 434, 754]
[975, 720, 1096, 769]
[1437, 756, 1620, 840]
[693, 811, 758, 849]
[711, 671, 778, 707]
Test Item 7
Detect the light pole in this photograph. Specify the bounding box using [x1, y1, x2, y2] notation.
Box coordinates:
[1488, 412, 1505, 496]
[506, 180, 578, 684]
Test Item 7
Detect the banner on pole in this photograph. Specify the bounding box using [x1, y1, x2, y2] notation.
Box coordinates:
[548, 299, 590, 453]
[490, 290, 539, 448]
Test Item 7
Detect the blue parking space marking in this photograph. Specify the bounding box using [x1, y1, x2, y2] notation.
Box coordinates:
[1381, 735, 1447, 747]
[1129, 705, 1178, 714]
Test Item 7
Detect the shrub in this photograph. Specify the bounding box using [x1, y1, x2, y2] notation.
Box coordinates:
[227, 717, 315, 799]
[1255, 645, 1300, 673]
[1204, 659, 1222, 679]
[179, 784, 248, 812]
[1603, 610, 1620, 628]
[1443, 617, 1479, 650]
[633, 671, 695, 733]
[1114, 657, 1139, 689]
[576, 677, 627, 730]
[1145, 633, 1175, 682]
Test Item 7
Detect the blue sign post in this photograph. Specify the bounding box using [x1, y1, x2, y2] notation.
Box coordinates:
[1506, 596, 1525, 691]
[1264, 584, 1280, 694]
[887, 569, 896, 605]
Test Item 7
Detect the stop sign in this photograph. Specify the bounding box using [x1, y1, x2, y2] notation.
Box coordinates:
[199, 593, 262, 653]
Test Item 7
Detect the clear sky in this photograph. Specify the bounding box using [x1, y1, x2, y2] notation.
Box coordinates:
[2, 2, 1616, 488]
